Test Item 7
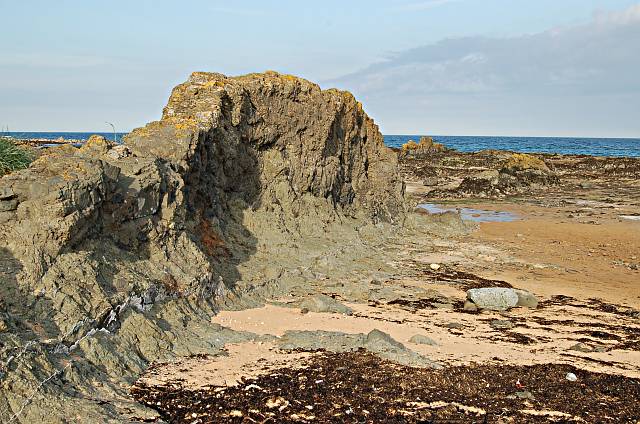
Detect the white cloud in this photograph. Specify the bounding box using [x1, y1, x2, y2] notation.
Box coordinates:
[594, 3, 640, 25]
[327, 4, 640, 136]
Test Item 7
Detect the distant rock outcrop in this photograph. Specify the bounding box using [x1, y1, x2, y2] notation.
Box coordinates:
[404, 150, 559, 198]
[401, 136, 447, 157]
[0, 72, 405, 422]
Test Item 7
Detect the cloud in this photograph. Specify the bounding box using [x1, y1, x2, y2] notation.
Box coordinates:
[594, 3, 640, 25]
[328, 4, 640, 136]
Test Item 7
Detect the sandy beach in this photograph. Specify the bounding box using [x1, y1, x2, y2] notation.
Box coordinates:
[130, 146, 640, 422]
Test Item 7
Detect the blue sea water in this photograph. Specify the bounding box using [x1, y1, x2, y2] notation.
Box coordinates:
[3, 132, 127, 143]
[3, 132, 640, 158]
[384, 135, 640, 158]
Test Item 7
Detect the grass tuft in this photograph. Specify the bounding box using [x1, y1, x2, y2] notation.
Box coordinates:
[0, 138, 33, 176]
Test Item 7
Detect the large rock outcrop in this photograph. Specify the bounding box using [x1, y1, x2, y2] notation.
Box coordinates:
[0, 72, 405, 422]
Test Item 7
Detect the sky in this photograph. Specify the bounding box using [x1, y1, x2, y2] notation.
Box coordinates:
[0, 0, 638, 137]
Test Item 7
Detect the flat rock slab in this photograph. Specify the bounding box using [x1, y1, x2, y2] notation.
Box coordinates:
[276, 329, 441, 369]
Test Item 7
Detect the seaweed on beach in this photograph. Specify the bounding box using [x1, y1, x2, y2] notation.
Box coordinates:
[131, 350, 640, 423]
[404, 261, 513, 291]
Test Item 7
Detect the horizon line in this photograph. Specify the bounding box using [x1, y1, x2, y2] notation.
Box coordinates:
[3, 131, 640, 141]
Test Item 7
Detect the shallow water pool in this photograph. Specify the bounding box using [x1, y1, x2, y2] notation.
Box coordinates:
[619, 215, 640, 221]
[419, 203, 520, 223]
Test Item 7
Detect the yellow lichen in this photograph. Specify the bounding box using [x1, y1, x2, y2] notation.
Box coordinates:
[503, 153, 549, 172]
[203, 80, 225, 88]
[401, 140, 419, 152]
[401, 136, 446, 154]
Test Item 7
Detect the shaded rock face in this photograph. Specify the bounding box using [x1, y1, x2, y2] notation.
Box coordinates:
[0, 72, 405, 422]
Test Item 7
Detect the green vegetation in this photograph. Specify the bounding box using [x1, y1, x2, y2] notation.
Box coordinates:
[0, 138, 32, 176]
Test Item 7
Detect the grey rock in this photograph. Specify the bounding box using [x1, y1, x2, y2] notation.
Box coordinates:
[515, 391, 535, 400]
[444, 322, 465, 329]
[463, 300, 478, 312]
[364, 329, 406, 351]
[298, 294, 353, 315]
[0, 198, 18, 212]
[569, 343, 595, 353]
[514, 289, 539, 309]
[277, 329, 441, 369]
[409, 334, 438, 346]
[277, 330, 365, 352]
[467, 288, 519, 311]
[0, 186, 15, 199]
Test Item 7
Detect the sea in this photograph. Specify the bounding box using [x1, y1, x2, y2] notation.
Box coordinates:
[3, 132, 640, 158]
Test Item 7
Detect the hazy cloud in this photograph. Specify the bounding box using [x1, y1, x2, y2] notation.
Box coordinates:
[329, 4, 640, 136]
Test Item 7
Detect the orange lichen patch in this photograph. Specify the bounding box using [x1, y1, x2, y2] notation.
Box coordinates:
[203, 80, 225, 89]
[281, 74, 300, 82]
[503, 153, 549, 172]
[401, 136, 446, 154]
[173, 119, 198, 131]
[401, 140, 419, 152]
[199, 218, 230, 258]
[128, 125, 153, 138]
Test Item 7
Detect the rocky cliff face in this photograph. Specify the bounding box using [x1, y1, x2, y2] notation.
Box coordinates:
[0, 72, 405, 422]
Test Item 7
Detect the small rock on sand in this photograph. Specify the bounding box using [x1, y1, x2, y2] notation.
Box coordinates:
[409, 334, 438, 346]
[514, 289, 539, 308]
[467, 288, 519, 311]
[444, 322, 465, 329]
[463, 300, 478, 312]
[570, 342, 594, 353]
[298, 294, 353, 315]
[569, 342, 608, 353]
